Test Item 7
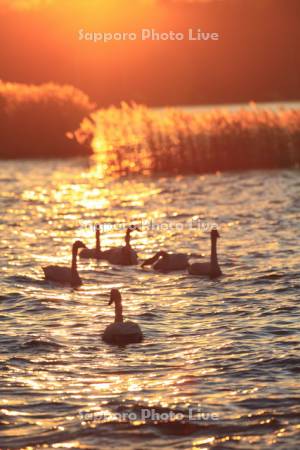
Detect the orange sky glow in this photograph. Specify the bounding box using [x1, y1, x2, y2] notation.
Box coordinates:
[1, 0, 298, 107]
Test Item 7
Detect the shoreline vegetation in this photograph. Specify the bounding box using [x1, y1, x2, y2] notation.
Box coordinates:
[77, 102, 300, 176]
[1, 82, 300, 175]
[0, 81, 95, 159]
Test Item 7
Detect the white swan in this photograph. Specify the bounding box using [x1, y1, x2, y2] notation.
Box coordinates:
[102, 225, 140, 266]
[102, 289, 143, 345]
[188, 229, 222, 278]
[42, 240, 86, 286]
[79, 224, 103, 259]
[141, 251, 189, 272]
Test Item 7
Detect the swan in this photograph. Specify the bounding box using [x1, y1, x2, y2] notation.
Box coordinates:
[79, 224, 103, 259]
[141, 251, 189, 272]
[188, 229, 222, 278]
[102, 289, 143, 345]
[102, 225, 140, 265]
[42, 240, 86, 286]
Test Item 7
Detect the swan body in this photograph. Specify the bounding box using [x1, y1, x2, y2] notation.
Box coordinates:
[141, 251, 189, 272]
[43, 240, 86, 286]
[188, 229, 222, 278]
[79, 248, 102, 259]
[42, 266, 80, 284]
[104, 246, 138, 265]
[102, 321, 142, 345]
[103, 226, 140, 266]
[102, 289, 143, 345]
[80, 225, 103, 260]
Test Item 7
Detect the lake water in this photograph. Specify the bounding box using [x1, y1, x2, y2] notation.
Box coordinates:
[0, 159, 299, 449]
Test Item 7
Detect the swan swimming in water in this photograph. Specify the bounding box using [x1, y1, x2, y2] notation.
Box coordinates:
[79, 224, 103, 259]
[42, 240, 86, 286]
[102, 225, 140, 265]
[188, 229, 222, 278]
[141, 251, 189, 272]
[102, 289, 143, 345]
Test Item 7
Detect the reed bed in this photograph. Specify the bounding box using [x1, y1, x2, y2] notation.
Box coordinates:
[77, 102, 300, 175]
[0, 81, 95, 158]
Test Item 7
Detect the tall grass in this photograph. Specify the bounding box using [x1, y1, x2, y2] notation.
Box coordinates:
[0, 81, 95, 158]
[77, 102, 300, 175]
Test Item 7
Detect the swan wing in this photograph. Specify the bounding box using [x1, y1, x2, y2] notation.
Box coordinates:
[100, 248, 114, 260]
[188, 262, 211, 276]
[155, 253, 188, 271]
[106, 247, 123, 264]
[43, 266, 73, 283]
[123, 321, 142, 335]
[79, 248, 101, 259]
[79, 248, 94, 258]
[169, 254, 189, 270]
[106, 247, 138, 265]
[102, 321, 143, 344]
[127, 249, 138, 265]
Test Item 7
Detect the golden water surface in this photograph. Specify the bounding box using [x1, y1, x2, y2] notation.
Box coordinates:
[0, 159, 299, 449]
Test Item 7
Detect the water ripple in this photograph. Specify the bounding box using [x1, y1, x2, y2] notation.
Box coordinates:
[0, 161, 299, 449]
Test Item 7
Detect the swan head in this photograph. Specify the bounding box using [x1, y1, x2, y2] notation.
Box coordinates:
[127, 225, 141, 233]
[141, 251, 168, 267]
[158, 251, 168, 258]
[73, 240, 87, 251]
[109, 288, 122, 305]
[95, 224, 100, 234]
[125, 225, 141, 246]
[211, 229, 220, 239]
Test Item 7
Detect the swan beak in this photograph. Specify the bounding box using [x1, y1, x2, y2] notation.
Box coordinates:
[129, 225, 141, 232]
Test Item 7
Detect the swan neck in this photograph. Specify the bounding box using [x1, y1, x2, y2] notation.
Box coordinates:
[125, 229, 131, 246]
[210, 237, 218, 266]
[96, 230, 101, 252]
[71, 247, 78, 275]
[115, 301, 123, 323]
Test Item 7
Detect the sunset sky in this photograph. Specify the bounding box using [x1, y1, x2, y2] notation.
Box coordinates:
[1, 0, 299, 106]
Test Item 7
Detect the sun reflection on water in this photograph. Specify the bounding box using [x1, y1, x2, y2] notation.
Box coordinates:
[0, 159, 299, 449]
